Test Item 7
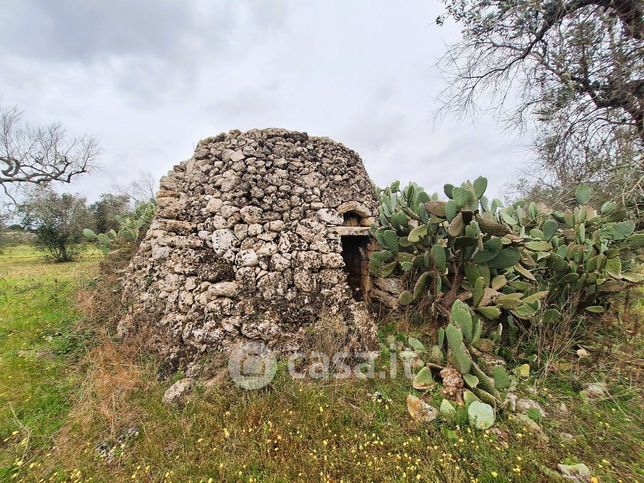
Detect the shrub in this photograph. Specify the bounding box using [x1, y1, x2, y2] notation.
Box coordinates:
[370, 178, 642, 404]
[17, 188, 93, 262]
[89, 194, 132, 234]
[84, 201, 156, 255]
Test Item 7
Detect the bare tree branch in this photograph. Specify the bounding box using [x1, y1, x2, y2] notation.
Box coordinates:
[0, 104, 100, 199]
[438, 0, 643, 206]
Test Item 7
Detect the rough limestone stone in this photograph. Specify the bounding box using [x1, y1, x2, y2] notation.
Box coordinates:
[120, 128, 379, 367]
[163, 378, 193, 405]
[212, 229, 237, 255]
[210, 282, 240, 298]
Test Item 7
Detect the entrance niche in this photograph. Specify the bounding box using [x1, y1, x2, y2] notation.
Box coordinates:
[334, 203, 374, 302]
[341, 234, 370, 301]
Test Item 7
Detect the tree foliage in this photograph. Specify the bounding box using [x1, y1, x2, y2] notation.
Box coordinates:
[0, 104, 99, 202]
[89, 193, 132, 234]
[18, 188, 93, 262]
[438, 0, 643, 204]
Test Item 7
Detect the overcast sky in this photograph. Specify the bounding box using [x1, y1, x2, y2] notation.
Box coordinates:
[1, 0, 529, 202]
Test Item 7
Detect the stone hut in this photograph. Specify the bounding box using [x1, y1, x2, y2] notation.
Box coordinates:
[119, 128, 381, 366]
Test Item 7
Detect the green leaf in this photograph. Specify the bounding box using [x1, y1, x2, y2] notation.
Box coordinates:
[521, 291, 549, 304]
[513, 364, 530, 378]
[463, 389, 480, 407]
[452, 187, 474, 209]
[488, 247, 522, 269]
[508, 280, 532, 292]
[492, 366, 511, 390]
[473, 276, 485, 307]
[468, 401, 495, 430]
[626, 233, 644, 248]
[512, 303, 539, 320]
[121, 228, 137, 241]
[408, 337, 426, 353]
[413, 272, 430, 301]
[412, 367, 434, 390]
[445, 200, 458, 222]
[83, 228, 98, 240]
[524, 241, 552, 252]
[490, 275, 507, 290]
[451, 300, 473, 342]
[371, 250, 394, 264]
[437, 328, 445, 349]
[585, 305, 605, 314]
[477, 306, 501, 320]
[432, 244, 447, 271]
[443, 183, 454, 199]
[612, 221, 635, 240]
[605, 256, 622, 278]
[379, 261, 398, 277]
[472, 237, 503, 263]
[390, 212, 409, 231]
[399, 291, 414, 306]
[495, 294, 523, 309]
[382, 230, 399, 251]
[526, 408, 542, 422]
[622, 272, 644, 283]
[471, 317, 482, 344]
[464, 374, 479, 389]
[529, 228, 544, 239]
[439, 399, 456, 418]
[542, 308, 560, 324]
[500, 211, 518, 226]
[514, 263, 536, 281]
[428, 345, 445, 365]
[575, 184, 591, 205]
[445, 325, 471, 374]
[542, 219, 558, 241]
[600, 201, 616, 215]
[473, 176, 488, 199]
[407, 224, 427, 243]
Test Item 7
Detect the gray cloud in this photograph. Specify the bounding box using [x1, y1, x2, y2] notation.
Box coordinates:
[1, 0, 196, 60]
[0, 0, 529, 202]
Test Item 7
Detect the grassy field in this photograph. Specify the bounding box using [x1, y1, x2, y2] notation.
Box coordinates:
[0, 245, 642, 481]
[0, 245, 100, 480]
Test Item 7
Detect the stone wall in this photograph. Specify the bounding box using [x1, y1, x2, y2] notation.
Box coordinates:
[119, 128, 380, 367]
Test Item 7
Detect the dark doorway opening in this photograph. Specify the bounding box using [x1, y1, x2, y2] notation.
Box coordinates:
[341, 235, 370, 301]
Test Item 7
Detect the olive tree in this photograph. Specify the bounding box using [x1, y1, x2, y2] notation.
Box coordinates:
[18, 188, 93, 262]
[89, 193, 132, 234]
[438, 0, 643, 206]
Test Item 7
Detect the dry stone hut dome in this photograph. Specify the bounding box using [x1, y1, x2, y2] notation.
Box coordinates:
[120, 128, 380, 366]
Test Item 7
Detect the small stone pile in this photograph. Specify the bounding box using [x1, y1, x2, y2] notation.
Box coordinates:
[119, 128, 380, 368]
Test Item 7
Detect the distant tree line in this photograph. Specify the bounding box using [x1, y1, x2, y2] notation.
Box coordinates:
[0, 102, 160, 261]
[10, 185, 157, 262]
[13, 189, 139, 262]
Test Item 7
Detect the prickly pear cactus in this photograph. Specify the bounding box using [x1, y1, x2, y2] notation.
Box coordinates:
[370, 178, 642, 322]
[371, 178, 643, 404]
